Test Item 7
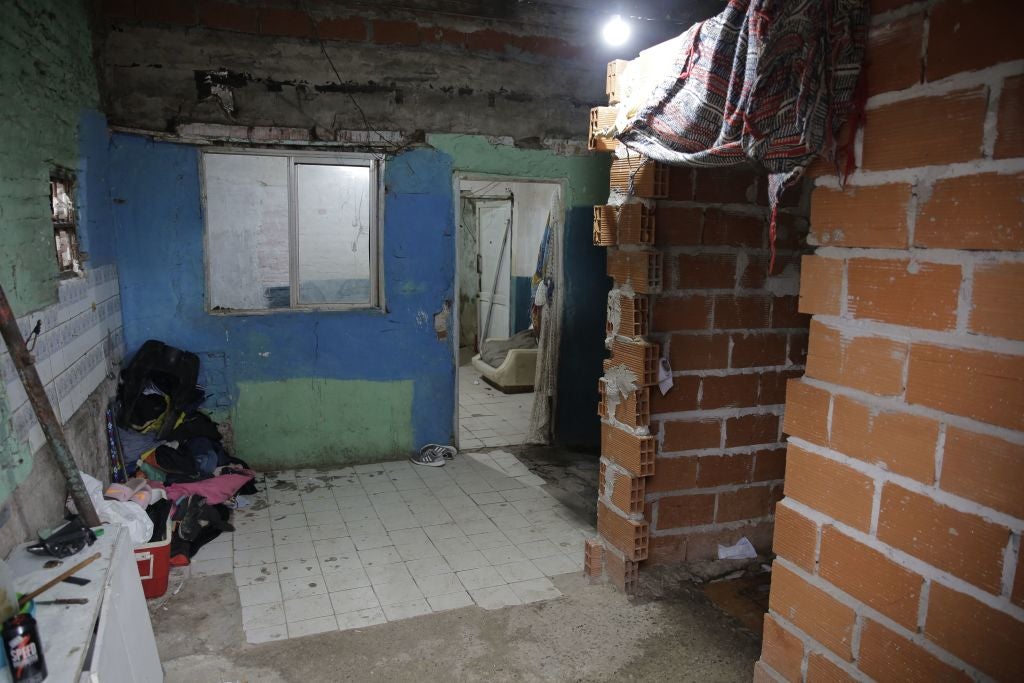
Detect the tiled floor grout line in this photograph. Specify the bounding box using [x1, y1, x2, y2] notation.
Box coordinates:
[184, 448, 592, 643]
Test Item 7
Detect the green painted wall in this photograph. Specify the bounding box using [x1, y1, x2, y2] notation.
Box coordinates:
[0, 418, 33, 506]
[0, 0, 100, 316]
[427, 134, 611, 208]
[0, 0, 100, 503]
[233, 379, 415, 468]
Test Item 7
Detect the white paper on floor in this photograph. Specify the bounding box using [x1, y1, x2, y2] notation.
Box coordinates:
[717, 537, 757, 560]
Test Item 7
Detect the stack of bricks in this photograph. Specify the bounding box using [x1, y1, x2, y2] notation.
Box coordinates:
[587, 61, 812, 591]
[756, 0, 1024, 680]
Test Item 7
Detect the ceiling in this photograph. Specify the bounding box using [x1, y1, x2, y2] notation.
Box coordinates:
[334, 0, 726, 50]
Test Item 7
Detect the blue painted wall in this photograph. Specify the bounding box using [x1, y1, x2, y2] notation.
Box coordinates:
[108, 134, 456, 467]
[511, 276, 533, 334]
[556, 206, 612, 450]
[77, 111, 117, 268]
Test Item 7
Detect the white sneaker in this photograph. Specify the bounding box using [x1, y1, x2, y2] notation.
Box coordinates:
[410, 444, 455, 467]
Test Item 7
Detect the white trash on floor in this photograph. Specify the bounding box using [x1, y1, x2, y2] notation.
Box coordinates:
[717, 537, 757, 561]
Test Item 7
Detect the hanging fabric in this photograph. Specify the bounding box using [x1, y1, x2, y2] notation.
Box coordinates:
[616, 0, 869, 270]
[526, 191, 564, 445]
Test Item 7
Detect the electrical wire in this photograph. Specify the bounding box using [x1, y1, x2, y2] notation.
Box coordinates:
[300, 0, 408, 155]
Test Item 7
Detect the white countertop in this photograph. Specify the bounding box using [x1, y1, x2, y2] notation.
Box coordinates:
[7, 527, 124, 683]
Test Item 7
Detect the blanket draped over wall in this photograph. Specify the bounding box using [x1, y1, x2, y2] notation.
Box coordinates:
[617, 0, 870, 267]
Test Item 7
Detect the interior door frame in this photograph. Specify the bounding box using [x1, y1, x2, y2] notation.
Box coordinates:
[451, 174, 567, 450]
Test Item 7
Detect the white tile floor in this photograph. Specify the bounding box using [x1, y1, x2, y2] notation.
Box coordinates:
[458, 364, 534, 449]
[185, 450, 590, 643]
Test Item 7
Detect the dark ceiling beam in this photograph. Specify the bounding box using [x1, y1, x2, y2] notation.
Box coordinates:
[301, 0, 724, 38]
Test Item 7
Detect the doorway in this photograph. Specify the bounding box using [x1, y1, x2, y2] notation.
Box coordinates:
[454, 177, 564, 450]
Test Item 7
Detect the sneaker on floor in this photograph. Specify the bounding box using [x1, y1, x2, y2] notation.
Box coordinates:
[428, 444, 457, 460]
[411, 444, 454, 467]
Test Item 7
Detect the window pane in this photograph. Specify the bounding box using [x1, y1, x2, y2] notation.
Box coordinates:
[204, 154, 289, 310]
[295, 164, 372, 305]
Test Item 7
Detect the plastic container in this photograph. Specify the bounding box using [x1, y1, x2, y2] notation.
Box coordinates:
[134, 519, 172, 599]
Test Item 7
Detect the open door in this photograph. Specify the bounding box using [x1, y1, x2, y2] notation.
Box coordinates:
[476, 199, 513, 342]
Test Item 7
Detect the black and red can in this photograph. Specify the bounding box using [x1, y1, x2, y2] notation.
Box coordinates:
[3, 613, 46, 682]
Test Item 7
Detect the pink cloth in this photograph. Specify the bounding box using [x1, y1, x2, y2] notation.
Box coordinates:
[165, 472, 255, 506]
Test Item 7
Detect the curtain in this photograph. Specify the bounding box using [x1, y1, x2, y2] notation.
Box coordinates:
[617, 0, 869, 267]
[526, 188, 565, 445]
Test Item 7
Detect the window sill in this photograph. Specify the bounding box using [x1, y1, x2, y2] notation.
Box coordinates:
[206, 305, 385, 316]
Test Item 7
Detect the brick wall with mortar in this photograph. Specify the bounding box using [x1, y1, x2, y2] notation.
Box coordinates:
[641, 169, 811, 567]
[756, 0, 1024, 681]
[587, 138, 813, 586]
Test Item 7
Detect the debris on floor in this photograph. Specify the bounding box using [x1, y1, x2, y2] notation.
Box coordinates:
[632, 553, 773, 640]
[717, 536, 757, 560]
[153, 565, 764, 682]
[700, 573, 772, 637]
[165, 449, 590, 643]
[459, 365, 533, 449]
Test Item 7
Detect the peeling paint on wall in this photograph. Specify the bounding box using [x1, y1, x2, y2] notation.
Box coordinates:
[0, 1, 117, 518]
[0, 0, 100, 316]
[434, 300, 451, 341]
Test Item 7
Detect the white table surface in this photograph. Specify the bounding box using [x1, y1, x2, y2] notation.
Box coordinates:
[7, 527, 123, 683]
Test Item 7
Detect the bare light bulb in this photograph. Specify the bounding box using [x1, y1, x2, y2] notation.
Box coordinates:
[602, 14, 630, 47]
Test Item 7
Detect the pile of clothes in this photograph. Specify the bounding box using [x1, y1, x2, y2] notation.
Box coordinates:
[104, 340, 256, 565]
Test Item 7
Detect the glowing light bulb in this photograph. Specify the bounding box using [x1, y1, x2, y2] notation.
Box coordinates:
[602, 14, 630, 47]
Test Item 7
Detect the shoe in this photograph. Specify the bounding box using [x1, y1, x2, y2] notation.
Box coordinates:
[410, 445, 450, 467]
[175, 494, 207, 541]
[422, 444, 457, 460]
[104, 477, 147, 502]
[103, 483, 133, 502]
[130, 485, 153, 508]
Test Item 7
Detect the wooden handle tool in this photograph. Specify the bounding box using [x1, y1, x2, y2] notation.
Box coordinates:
[19, 552, 100, 607]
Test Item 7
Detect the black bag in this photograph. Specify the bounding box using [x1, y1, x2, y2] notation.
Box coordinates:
[153, 445, 199, 476]
[116, 340, 201, 439]
[27, 517, 97, 558]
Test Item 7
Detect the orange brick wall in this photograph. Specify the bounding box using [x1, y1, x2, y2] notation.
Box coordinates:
[642, 168, 810, 565]
[757, 0, 1024, 680]
[591, 152, 811, 586]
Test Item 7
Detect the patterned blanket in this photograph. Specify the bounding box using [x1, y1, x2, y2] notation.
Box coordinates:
[618, 0, 869, 267]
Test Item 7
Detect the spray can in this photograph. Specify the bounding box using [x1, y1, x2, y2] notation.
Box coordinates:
[3, 614, 46, 682]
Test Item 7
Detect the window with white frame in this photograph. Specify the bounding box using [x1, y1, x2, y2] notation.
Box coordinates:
[202, 150, 381, 311]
